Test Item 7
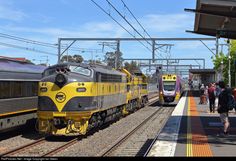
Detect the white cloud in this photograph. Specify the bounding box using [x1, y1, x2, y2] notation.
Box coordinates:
[0, 21, 128, 39]
[0, 13, 194, 40]
[0, 12, 214, 66]
[140, 13, 193, 34]
[0, 1, 27, 21]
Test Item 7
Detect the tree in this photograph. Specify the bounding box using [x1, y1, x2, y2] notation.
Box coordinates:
[25, 59, 35, 64]
[104, 51, 123, 69]
[60, 54, 84, 63]
[39, 63, 47, 66]
[88, 59, 103, 65]
[124, 61, 140, 74]
[212, 40, 236, 87]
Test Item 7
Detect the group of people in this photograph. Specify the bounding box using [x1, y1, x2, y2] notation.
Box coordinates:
[199, 81, 235, 136]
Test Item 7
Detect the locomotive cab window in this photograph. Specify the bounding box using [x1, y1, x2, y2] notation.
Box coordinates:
[69, 65, 91, 76]
[43, 68, 57, 77]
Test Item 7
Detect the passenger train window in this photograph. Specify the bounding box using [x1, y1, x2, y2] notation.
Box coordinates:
[0, 81, 38, 99]
[163, 81, 176, 91]
[0, 82, 10, 99]
[69, 65, 91, 76]
[11, 82, 22, 98]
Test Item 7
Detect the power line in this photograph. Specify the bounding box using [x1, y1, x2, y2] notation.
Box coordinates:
[120, 0, 152, 39]
[0, 32, 56, 48]
[0, 32, 102, 53]
[120, 0, 174, 59]
[90, 0, 151, 52]
[104, 0, 167, 58]
[105, 0, 152, 46]
[0, 41, 57, 56]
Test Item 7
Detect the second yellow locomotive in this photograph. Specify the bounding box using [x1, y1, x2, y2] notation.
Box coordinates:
[37, 63, 148, 136]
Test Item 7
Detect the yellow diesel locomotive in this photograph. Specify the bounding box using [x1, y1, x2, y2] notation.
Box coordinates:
[37, 63, 148, 136]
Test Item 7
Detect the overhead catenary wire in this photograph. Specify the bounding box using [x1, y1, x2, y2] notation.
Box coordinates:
[200, 40, 216, 56]
[105, 0, 152, 47]
[120, 0, 152, 39]
[102, 0, 166, 58]
[90, 0, 152, 52]
[0, 32, 56, 48]
[0, 41, 57, 56]
[119, 0, 166, 59]
[0, 32, 102, 53]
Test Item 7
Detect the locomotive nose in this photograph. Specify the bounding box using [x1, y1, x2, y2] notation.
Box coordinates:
[55, 73, 67, 88]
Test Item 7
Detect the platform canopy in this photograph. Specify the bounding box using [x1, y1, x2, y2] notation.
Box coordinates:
[185, 0, 236, 39]
[189, 69, 216, 74]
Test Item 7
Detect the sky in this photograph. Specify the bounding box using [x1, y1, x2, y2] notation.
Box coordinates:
[0, 0, 225, 72]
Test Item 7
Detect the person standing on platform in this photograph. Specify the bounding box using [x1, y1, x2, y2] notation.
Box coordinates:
[208, 83, 216, 113]
[199, 84, 205, 104]
[233, 88, 236, 113]
[217, 81, 230, 136]
[199, 83, 201, 90]
[205, 85, 209, 104]
[215, 82, 221, 109]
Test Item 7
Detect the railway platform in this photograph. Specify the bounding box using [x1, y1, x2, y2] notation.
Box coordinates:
[146, 90, 236, 157]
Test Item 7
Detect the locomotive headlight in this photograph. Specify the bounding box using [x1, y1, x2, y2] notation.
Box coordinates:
[76, 87, 86, 92]
[40, 87, 48, 92]
[55, 73, 67, 88]
[55, 73, 66, 83]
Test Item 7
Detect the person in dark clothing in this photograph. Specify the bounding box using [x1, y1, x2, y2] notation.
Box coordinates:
[217, 81, 230, 136]
[208, 83, 216, 113]
[233, 88, 236, 112]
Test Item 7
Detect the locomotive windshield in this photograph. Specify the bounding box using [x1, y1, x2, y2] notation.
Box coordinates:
[43, 68, 57, 77]
[163, 81, 176, 91]
[69, 65, 91, 76]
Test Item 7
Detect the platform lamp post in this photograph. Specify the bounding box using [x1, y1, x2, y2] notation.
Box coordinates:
[220, 60, 224, 81]
[235, 60, 236, 88]
[228, 40, 231, 88]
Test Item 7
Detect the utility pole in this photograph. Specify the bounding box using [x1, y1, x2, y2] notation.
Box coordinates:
[216, 36, 219, 56]
[116, 40, 120, 69]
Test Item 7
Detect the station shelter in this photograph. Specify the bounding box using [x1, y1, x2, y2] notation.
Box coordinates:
[189, 69, 216, 89]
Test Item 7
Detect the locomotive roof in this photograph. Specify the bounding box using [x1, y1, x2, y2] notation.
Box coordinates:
[92, 66, 126, 76]
[47, 62, 126, 76]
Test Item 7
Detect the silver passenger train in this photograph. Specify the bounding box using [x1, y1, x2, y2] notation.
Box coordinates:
[0, 57, 46, 132]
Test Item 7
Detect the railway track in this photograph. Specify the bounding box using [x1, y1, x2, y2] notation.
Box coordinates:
[0, 136, 82, 157]
[1, 93, 159, 157]
[97, 104, 173, 156]
[44, 94, 159, 157]
[0, 138, 46, 157]
[42, 138, 78, 157]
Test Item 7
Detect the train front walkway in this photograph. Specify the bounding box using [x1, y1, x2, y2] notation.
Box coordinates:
[147, 90, 236, 157]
